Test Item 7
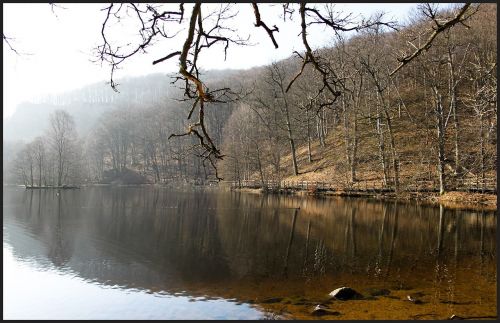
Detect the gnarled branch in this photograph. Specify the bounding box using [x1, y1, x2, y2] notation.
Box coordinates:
[390, 3, 475, 76]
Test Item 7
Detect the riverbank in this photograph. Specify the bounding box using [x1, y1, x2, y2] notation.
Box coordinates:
[232, 187, 497, 211]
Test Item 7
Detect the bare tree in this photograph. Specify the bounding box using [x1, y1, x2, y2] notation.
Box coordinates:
[95, 3, 400, 179]
[359, 30, 401, 191]
[462, 52, 497, 190]
[96, 3, 253, 179]
[267, 62, 300, 176]
[48, 110, 78, 186]
[17, 144, 35, 187]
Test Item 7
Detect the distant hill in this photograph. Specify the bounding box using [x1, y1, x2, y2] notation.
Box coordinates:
[3, 101, 115, 142]
[3, 70, 245, 142]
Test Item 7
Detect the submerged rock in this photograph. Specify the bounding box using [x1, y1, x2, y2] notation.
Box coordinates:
[328, 287, 364, 300]
[311, 305, 341, 316]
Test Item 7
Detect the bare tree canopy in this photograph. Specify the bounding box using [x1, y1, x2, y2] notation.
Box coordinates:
[5, 2, 494, 190]
[94, 3, 403, 179]
[389, 3, 477, 76]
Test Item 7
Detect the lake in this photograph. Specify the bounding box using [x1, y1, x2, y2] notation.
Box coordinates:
[3, 186, 497, 320]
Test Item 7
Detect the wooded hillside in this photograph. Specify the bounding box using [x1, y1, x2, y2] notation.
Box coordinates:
[5, 4, 496, 194]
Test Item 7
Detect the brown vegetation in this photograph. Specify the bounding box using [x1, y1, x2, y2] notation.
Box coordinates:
[7, 4, 496, 197]
[221, 4, 497, 201]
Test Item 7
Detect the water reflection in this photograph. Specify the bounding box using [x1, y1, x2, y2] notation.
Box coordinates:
[3, 186, 497, 319]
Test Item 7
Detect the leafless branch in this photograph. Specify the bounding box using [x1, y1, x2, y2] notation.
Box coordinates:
[304, 5, 398, 34]
[152, 51, 181, 65]
[96, 3, 251, 179]
[390, 3, 476, 76]
[287, 2, 397, 116]
[3, 34, 20, 55]
[287, 3, 344, 103]
[95, 3, 184, 91]
[252, 3, 279, 48]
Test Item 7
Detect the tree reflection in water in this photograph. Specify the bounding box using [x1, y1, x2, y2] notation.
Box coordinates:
[3, 187, 496, 306]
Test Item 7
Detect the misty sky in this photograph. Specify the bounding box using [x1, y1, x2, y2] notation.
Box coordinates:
[3, 3, 427, 120]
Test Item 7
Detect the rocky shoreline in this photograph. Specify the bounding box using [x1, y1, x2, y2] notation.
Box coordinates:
[252, 285, 497, 320]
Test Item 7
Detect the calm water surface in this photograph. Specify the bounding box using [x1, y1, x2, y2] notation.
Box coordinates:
[3, 186, 497, 319]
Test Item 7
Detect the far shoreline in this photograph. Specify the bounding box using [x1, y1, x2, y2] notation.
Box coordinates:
[6, 183, 496, 211]
[232, 187, 497, 211]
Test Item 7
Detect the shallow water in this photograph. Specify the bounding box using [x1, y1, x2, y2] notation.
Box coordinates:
[3, 186, 497, 319]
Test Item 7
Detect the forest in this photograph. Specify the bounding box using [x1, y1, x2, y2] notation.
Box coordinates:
[4, 3, 496, 195]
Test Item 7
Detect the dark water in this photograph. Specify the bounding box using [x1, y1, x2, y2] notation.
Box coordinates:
[3, 186, 497, 319]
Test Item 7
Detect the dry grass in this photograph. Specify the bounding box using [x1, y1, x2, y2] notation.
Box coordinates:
[244, 125, 497, 210]
[438, 191, 497, 210]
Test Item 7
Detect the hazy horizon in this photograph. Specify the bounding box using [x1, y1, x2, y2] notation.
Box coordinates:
[3, 3, 424, 120]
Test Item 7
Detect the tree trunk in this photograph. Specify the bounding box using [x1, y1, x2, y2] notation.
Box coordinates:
[288, 135, 299, 176]
[151, 149, 160, 183]
[376, 113, 388, 186]
[376, 89, 400, 192]
[323, 109, 328, 136]
[452, 93, 460, 175]
[342, 97, 353, 183]
[30, 162, 34, 187]
[435, 92, 446, 195]
[384, 111, 400, 192]
[306, 109, 312, 163]
[317, 115, 325, 147]
[351, 112, 358, 183]
[235, 158, 241, 187]
[283, 103, 299, 176]
[479, 113, 485, 193]
[58, 154, 63, 187]
[38, 157, 43, 187]
[256, 144, 265, 186]
[447, 43, 461, 176]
